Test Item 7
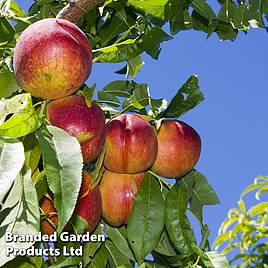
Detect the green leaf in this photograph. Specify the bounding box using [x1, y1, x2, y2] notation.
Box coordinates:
[237, 199, 246, 213]
[23, 133, 41, 173]
[94, 39, 142, 63]
[0, 0, 10, 14]
[81, 84, 96, 108]
[36, 126, 83, 233]
[157, 75, 204, 119]
[34, 172, 48, 200]
[128, 0, 168, 21]
[248, 202, 268, 217]
[83, 224, 103, 267]
[50, 242, 82, 268]
[9, 0, 27, 17]
[0, 137, 24, 203]
[0, 166, 40, 266]
[201, 251, 230, 268]
[97, 91, 121, 107]
[177, 170, 196, 199]
[149, 98, 167, 118]
[191, 10, 210, 33]
[0, 68, 20, 98]
[152, 251, 184, 267]
[191, 0, 215, 21]
[127, 172, 165, 263]
[153, 229, 177, 256]
[213, 0, 238, 41]
[190, 170, 220, 220]
[140, 26, 172, 59]
[169, 3, 192, 35]
[127, 56, 144, 80]
[165, 184, 196, 254]
[123, 83, 149, 110]
[232, 3, 249, 30]
[87, 244, 108, 268]
[3, 256, 42, 268]
[104, 224, 135, 261]
[213, 232, 233, 250]
[0, 93, 42, 138]
[0, 17, 15, 43]
[105, 240, 132, 267]
[99, 10, 135, 46]
[102, 80, 132, 97]
[241, 177, 268, 198]
[90, 144, 106, 189]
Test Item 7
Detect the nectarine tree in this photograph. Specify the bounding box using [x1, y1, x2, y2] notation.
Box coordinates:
[0, 0, 267, 267]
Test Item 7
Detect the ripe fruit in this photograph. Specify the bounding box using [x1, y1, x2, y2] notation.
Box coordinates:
[40, 194, 58, 235]
[152, 120, 201, 178]
[47, 95, 106, 163]
[99, 170, 144, 227]
[104, 114, 158, 174]
[40, 172, 101, 235]
[70, 171, 102, 234]
[13, 18, 92, 100]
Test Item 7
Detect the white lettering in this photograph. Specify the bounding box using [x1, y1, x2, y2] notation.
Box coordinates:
[5, 232, 13, 242]
[5, 246, 14, 257]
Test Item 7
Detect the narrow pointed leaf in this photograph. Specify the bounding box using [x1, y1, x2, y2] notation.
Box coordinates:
[105, 240, 132, 267]
[157, 75, 204, 119]
[201, 251, 230, 268]
[0, 137, 24, 203]
[165, 185, 196, 254]
[0, 166, 40, 266]
[36, 126, 83, 233]
[104, 224, 135, 260]
[127, 173, 165, 263]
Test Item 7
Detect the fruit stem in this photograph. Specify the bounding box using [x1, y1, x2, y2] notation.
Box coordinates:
[33, 101, 43, 107]
[149, 170, 172, 190]
[193, 255, 200, 266]
[39, 100, 48, 119]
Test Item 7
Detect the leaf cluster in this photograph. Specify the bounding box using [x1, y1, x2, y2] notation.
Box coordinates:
[213, 176, 268, 268]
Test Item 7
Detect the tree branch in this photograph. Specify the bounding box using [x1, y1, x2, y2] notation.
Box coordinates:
[57, 0, 103, 24]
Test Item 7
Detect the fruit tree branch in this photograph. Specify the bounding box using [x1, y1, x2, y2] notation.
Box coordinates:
[57, 0, 103, 24]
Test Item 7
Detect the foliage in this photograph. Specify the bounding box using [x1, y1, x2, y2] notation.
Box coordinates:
[213, 176, 268, 268]
[0, 0, 266, 267]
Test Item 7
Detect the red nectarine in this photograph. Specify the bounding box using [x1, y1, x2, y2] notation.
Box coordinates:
[104, 114, 158, 174]
[47, 95, 106, 163]
[13, 18, 92, 100]
[99, 170, 144, 227]
[152, 120, 201, 178]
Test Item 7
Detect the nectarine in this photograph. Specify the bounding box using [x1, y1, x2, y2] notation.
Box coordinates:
[152, 120, 201, 178]
[104, 114, 158, 174]
[13, 18, 92, 100]
[99, 170, 144, 227]
[47, 95, 105, 163]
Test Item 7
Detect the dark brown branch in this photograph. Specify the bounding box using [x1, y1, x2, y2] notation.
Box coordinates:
[57, 0, 103, 24]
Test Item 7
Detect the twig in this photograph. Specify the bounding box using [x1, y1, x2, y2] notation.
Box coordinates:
[56, 0, 104, 24]
[149, 170, 172, 189]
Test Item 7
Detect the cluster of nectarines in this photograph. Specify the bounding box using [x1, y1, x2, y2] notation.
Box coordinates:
[14, 18, 201, 234]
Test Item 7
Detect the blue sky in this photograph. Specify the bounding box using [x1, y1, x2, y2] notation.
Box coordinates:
[18, 1, 268, 244]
